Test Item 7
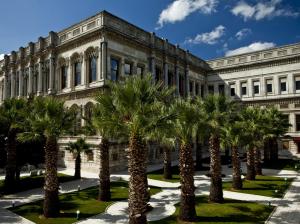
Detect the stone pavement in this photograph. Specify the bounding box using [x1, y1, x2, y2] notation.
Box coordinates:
[0, 160, 299, 224]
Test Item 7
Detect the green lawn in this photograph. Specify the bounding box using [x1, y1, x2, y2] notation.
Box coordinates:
[150, 196, 273, 224]
[10, 181, 161, 224]
[0, 173, 76, 194]
[147, 166, 209, 183]
[223, 175, 293, 198]
[262, 159, 300, 171]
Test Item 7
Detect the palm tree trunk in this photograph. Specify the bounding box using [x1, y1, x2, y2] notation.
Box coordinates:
[178, 141, 196, 222]
[209, 135, 224, 203]
[74, 153, 81, 179]
[98, 138, 111, 201]
[163, 146, 172, 180]
[128, 133, 148, 224]
[254, 147, 262, 175]
[43, 136, 59, 218]
[195, 136, 202, 171]
[246, 147, 255, 180]
[232, 145, 242, 190]
[4, 129, 17, 193]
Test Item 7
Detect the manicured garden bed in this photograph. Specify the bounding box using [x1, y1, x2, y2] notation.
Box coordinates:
[10, 181, 161, 224]
[223, 175, 293, 198]
[147, 165, 209, 183]
[262, 159, 300, 171]
[150, 196, 273, 224]
[0, 173, 76, 194]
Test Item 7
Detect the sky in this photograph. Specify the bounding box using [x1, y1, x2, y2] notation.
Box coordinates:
[0, 0, 300, 61]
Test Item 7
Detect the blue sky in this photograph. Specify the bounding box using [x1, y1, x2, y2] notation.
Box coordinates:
[0, 0, 300, 60]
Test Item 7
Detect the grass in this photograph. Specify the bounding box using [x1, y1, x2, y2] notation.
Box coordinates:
[0, 173, 76, 194]
[223, 175, 293, 198]
[150, 196, 273, 224]
[262, 159, 300, 171]
[147, 165, 209, 183]
[10, 181, 161, 224]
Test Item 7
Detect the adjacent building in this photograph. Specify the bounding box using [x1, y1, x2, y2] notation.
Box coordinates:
[0, 11, 299, 172]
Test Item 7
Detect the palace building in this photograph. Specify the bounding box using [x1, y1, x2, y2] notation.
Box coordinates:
[0, 11, 299, 172]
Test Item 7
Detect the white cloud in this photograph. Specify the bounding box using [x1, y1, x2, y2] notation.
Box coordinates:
[231, 0, 299, 21]
[225, 42, 276, 56]
[185, 25, 225, 45]
[235, 28, 252, 40]
[157, 0, 218, 29]
[0, 54, 4, 61]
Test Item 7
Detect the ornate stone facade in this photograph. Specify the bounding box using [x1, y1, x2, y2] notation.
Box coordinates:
[0, 10, 299, 171]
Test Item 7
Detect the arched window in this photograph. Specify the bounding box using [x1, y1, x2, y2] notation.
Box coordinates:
[110, 58, 119, 81]
[89, 57, 97, 83]
[43, 61, 49, 93]
[70, 104, 82, 135]
[61, 66, 68, 89]
[74, 62, 81, 86]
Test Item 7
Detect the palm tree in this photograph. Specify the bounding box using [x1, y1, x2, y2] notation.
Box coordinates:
[221, 120, 244, 190]
[203, 94, 236, 203]
[0, 98, 27, 192]
[19, 97, 74, 218]
[263, 107, 290, 163]
[94, 74, 173, 223]
[66, 138, 91, 179]
[171, 98, 204, 221]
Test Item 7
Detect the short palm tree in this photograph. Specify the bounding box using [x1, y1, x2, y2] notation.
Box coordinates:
[171, 98, 204, 221]
[66, 137, 91, 179]
[19, 97, 74, 218]
[203, 94, 236, 203]
[94, 74, 173, 223]
[0, 98, 27, 192]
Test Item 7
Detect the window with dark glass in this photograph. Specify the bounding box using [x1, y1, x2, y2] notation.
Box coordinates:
[61, 66, 68, 89]
[267, 83, 272, 93]
[179, 75, 185, 96]
[89, 57, 97, 83]
[195, 83, 199, 95]
[296, 79, 300, 90]
[189, 81, 193, 93]
[124, 63, 132, 75]
[111, 58, 119, 81]
[242, 86, 247, 95]
[230, 86, 235, 96]
[254, 83, 259, 94]
[218, 84, 225, 95]
[87, 151, 94, 161]
[168, 72, 173, 86]
[208, 85, 214, 94]
[155, 67, 162, 83]
[280, 81, 287, 92]
[201, 85, 204, 97]
[74, 62, 81, 86]
[296, 115, 300, 131]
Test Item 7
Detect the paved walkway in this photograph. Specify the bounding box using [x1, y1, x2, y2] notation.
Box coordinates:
[0, 159, 299, 224]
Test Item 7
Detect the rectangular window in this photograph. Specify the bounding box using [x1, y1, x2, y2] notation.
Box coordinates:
[230, 84, 235, 96]
[179, 75, 185, 96]
[266, 79, 273, 94]
[111, 58, 119, 81]
[295, 76, 300, 90]
[195, 83, 199, 95]
[253, 81, 260, 94]
[89, 57, 97, 83]
[74, 62, 81, 86]
[61, 66, 68, 89]
[296, 115, 300, 131]
[218, 84, 225, 95]
[168, 72, 173, 86]
[241, 82, 247, 96]
[189, 81, 193, 93]
[137, 66, 143, 76]
[124, 63, 132, 75]
[280, 78, 287, 92]
[201, 85, 204, 97]
[208, 85, 214, 94]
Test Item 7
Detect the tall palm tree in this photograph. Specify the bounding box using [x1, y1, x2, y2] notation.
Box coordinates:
[19, 97, 74, 218]
[263, 107, 290, 163]
[94, 74, 173, 223]
[203, 94, 236, 203]
[66, 138, 91, 179]
[0, 98, 27, 192]
[171, 98, 204, 221]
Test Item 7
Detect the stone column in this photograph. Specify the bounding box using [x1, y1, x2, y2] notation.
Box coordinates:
[185, 67, 190, 97]
[274, 76, 279, 95]
[48, 56, 55, 94]
[288, 73, 294, 94]
[175, 65, 179, 96]
[11, 72, 15, 98]
[120, 57, 125, 77]
[248, 79, 253, 97]
[163, 62, 168, 86]
[3, 74, 8, 100]
[290, 113, 296, 132]
[18, 69, 23, 97]
[192, 81, 196, 96]
[28, 65, 34, 95]
[132, 60, 138, 75]
[37, 61, 43, 96]
[101, 41, 107, 80]
[149, 56, 156, 82]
